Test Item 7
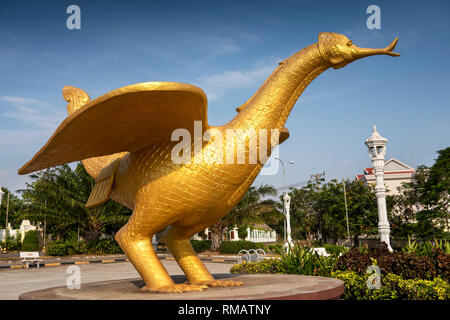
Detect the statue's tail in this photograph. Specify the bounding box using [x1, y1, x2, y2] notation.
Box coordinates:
[62, 86, 121, 180]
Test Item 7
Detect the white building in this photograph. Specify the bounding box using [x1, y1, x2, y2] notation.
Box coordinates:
[355, 158, 415, 195]
[356, 157, 449, 233]
[201, 224, 277, 243]
[0, 220, 38, 243]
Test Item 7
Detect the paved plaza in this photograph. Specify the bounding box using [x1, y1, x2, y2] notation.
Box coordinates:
[0, 259, 234, 300]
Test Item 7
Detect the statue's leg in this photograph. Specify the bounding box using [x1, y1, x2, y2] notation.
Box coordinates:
[115, 205, 207, 293]
[163, 225, 243, 288]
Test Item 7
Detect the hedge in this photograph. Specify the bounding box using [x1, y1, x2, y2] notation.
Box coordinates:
[231, 259, 280, 274]
[219, 240, 266, 254]
[334, 244, 450, 281]
[324, 244, 349, 256]
[231, 246, 338, 277]
[267, 243, 284, 253]
[2, 235, 21, 251]
[332, 270, 450, 300]
[46, 239, 123, 256]
[190, 240, 211, 253]
[21, 230, 39, 251]
[230, 257, 450, 300]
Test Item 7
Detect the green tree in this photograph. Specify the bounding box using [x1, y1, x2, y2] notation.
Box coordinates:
[21, 230, 39, 251]
[426, 147, 450, 217]
[286, 175, 378, 246]
[0, 187, 24, 229]
[209, 185, 278, 251]
[389, 147, 450, 239]
[316, 179, 378, 245]
[287, 175, 324, 244]
[19, 163, 132, 242]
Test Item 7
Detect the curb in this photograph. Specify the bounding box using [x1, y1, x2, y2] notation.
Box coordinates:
[161, 254, 238, 264]
[0, 256, 237, 269]
[0, 257, 131, 269]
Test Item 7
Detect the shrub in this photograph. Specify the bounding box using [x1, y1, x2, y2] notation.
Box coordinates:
[230, 259, 280, 274]
[237, 226, 248, 239]
[393, 274, 450, 300]
[324, 244, 349, 256]
[276, 245, 337, 277]
[332, 270, 450, 300]
[219, 240, 266, 254]
[230, 245, 337, 277]
[374, 250, 436, 280]
[431, 249, 450, 281]
[334, 248, 373, 274]
[331, 270, 398, 300]
[4, 234, 21, 251]
[402, 237, 450, 257]
[46, 240, 84, 256]
[47, 239, 123, 256]
[21, 230, 39, 251]
[87, 239, 123, 254]
[335, 243, 441, 281]
[267, 243, 284, 253]
[311, 239, 323, 247]
[190, 240, 211, 253]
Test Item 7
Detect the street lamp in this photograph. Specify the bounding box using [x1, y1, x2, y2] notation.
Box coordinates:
[342, 179, 351, 247]
[0, 188, 9, 244]
[0, 188, 4, 209]
[0, 188, 3, 243]
[275, 157, 294, 250]
[365, 125, 392, 251]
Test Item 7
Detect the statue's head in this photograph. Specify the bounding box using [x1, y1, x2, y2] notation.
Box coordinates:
[318, 33, 400, 69]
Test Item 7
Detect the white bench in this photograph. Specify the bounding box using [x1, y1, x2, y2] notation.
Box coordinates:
[20, 252, 43, 269]
[311, 247, 330, 257]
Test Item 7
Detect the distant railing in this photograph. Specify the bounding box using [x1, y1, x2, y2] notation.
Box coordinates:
[237, 249, 266, 263]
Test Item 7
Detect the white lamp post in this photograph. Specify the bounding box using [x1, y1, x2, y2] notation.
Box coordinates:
[275, 157, 295, 250]
[365, 125, 393, 251]
[0, 188, 4, 209]
[0, 188, 4, 243]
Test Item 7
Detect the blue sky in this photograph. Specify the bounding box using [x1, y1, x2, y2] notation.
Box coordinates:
[0, 0, 449, 193]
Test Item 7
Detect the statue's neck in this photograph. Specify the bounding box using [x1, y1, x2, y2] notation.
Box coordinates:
[228, 43, 330, 130]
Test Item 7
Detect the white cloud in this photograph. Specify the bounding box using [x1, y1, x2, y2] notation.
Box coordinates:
[0, 169, 32, 193]
[0, 96, 41, 106]
[0, 95, 65, 129]
[184, 34, 243, 57]
[301, 86, 359, 103]
[0, 129, 54, 158]
[195, 56, 280, 101]
[0, 128, 56, 192]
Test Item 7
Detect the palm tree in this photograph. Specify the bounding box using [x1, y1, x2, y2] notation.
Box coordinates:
[209, 184, 278, 251]
[19, 163, 131, 242]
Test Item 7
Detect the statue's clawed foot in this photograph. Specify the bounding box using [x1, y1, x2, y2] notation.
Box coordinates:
[191, 280, 243, 287]
[142, 283, 208, 293]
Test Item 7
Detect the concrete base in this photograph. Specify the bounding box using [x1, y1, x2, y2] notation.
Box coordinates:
[19, 274, 344, 300]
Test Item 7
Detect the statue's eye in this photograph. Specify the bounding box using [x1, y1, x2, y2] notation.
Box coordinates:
[347, 41, 353, 46]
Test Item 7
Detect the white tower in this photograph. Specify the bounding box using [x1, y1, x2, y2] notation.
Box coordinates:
[275, 157, 295, 250]
[283, 193, 294, 248]
[365, 125, 392, 251]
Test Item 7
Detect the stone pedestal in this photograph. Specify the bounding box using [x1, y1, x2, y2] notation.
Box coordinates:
[19, 274, 344, 300]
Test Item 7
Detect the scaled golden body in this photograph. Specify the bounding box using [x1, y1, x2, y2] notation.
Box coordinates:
[19, 33, 399, 293]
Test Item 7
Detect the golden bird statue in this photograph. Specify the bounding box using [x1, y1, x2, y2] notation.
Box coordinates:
[18, 33, 399, 293]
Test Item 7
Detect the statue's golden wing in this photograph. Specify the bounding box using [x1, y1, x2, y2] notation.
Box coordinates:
[18, 82, 208, 175]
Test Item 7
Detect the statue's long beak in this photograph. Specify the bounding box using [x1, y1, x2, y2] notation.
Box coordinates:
[354, 38, 400, 59]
